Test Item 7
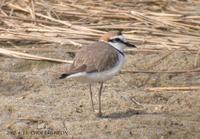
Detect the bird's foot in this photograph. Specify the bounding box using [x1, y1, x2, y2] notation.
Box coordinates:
[94, 110, 102, 117]
[96, 112, 102, 117]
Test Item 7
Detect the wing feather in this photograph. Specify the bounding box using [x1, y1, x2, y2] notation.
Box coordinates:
[64, 41, 119, 75]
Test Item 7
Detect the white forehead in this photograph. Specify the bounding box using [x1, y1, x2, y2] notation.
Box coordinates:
[110, 35, 127, 42]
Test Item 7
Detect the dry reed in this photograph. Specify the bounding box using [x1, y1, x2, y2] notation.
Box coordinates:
[0, 0, 200, 78]
[0, 0, 200, 49]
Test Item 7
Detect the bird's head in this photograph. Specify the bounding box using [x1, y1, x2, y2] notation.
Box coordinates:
[99, 31, 136, 52]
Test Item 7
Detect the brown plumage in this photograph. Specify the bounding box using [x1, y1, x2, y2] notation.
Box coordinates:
[64, 41, 119, 76]
[99, 31, 122, 42]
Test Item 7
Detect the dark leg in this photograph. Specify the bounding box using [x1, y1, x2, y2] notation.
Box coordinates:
[98, 82, 104, 117]
[89, 84, 95, 112]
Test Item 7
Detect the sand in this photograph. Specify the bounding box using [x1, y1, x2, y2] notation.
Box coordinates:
[0, 44, 200, 139]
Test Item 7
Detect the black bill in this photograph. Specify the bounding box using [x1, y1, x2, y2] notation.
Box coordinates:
[109, 37, 137, 48]
[123, 41, 137, 48]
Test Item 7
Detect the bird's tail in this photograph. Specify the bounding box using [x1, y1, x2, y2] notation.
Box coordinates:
[59, 64, 87, 79]
[59, 74, 69, 79]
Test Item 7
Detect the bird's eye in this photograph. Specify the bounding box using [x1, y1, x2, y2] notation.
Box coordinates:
[115, 38, 122, 42]
[109, 38, 123, 43]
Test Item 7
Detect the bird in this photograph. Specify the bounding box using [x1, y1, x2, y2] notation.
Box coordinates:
[59, 31, 136, 117]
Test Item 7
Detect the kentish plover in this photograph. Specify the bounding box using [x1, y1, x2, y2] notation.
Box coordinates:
[59, 31, 136, 117]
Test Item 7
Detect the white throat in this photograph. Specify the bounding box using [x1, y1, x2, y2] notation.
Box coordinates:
[108, 42, 126, 52]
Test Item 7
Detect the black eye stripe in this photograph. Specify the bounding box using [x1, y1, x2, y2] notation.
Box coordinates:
[109, 38, 123, 43]
[108, 37, 136, 48]
[115, 38, 122, 42]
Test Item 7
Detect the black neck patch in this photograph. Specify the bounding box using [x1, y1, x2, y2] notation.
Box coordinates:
[112, 45, 124, 56]
[99, 40, 125, 56]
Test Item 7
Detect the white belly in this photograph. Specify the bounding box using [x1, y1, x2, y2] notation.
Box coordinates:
[67, 53, 125, 83]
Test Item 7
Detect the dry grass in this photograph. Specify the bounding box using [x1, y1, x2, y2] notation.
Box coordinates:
[1, 1, 200, 138]
[145, 86, 200, 92]
[0, 0, 200, 49]
[0, 0, 200, 84]
[0, 48, 73, 63]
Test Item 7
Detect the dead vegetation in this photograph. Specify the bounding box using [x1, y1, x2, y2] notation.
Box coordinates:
[1, 0, 200, 87]
[1, 0, 200, 49]
[1, 0, 200, 139]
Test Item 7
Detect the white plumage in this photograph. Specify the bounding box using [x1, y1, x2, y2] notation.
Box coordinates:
[66, 51, 125, 82]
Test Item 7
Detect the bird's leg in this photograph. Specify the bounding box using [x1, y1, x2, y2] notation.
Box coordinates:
[98, 82, 104, 117]
[89, 84, 95, 112]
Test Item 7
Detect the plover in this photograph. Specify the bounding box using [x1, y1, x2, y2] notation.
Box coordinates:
[59, 31, 136, 117]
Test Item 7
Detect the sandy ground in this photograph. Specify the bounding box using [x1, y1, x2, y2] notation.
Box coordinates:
[0, 44, 200, 139]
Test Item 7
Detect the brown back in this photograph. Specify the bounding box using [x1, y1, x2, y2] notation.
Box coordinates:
[65, 41, 119, 74]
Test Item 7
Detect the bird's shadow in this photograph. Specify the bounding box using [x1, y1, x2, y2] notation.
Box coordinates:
[101, 109, 159, 119]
